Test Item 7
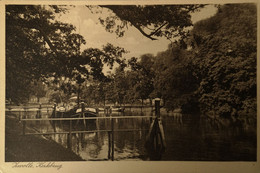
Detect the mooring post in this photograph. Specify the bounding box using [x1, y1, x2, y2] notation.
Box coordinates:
[154, 98, 166, 151]
[155, 98, 160, 118]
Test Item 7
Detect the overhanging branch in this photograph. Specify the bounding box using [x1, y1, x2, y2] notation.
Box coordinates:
[148, 22, 168, 37]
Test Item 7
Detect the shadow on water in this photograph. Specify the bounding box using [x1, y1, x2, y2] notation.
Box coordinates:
[13, 108, 256, 161]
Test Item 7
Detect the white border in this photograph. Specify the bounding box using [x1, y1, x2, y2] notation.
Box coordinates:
[0, 1, 259, 173]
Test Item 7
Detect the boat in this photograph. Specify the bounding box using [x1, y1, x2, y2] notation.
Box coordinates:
[51, 106, 97, 118]
[111, 106, 124, 112]
[75, 107, 97, 117]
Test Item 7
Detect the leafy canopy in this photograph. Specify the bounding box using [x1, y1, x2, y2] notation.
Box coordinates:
[91, 5, 204, 41]
[6, 5, 127, 103]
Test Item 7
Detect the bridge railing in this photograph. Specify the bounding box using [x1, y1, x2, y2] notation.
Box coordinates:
[17, 99, 166, 161]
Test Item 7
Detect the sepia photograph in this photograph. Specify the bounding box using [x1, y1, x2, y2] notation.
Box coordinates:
[0, 0, 259, 173]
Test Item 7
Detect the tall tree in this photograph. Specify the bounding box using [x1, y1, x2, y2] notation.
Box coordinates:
[128, 54, 155, 104]
[152, 43, 198, 111]
[190, 4, 257, 118]
[6, 5, 127, 104]
[6, 5, 84, 103]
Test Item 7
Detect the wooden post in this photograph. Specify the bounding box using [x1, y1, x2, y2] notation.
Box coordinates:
[154, 98, 166, 151]
[111, 118, 114, 161]
[141, 99, 143, 114]
[146, 98, 166, 154]
[81, 102, 86, 128]
[37, 104, 42, 118]
[77, 84, 81, 107]
[68, 119, 72, 149]
[154, 98, 160, 150]
[22, 121, 26, 135]
[19, 111, 21, 121]
[158, 119, 166, 150]
[23, 107, 27, 119]
[155, 98, 160, 118]
[39, 104, 42, 118]
[108, 131, 111, 160]
[53, 104, 56, 118]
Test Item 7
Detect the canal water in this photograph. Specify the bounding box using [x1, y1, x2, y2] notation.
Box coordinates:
[14, 107, 256, 161]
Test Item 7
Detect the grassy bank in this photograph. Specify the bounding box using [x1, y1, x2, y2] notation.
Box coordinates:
[5, 113, 84, 162]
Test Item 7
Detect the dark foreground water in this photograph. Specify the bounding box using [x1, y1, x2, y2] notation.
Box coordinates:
[10, 108, 257, 161]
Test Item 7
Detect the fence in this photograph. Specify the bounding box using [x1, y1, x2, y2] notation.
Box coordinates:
[8, 100, 166, 161]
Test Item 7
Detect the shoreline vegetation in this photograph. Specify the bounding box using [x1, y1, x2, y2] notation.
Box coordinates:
[5, 112, 84, 162]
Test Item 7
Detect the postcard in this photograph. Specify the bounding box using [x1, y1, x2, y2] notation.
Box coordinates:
[0, 0, 259, 173]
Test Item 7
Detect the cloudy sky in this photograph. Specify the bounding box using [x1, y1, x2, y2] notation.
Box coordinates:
[57, 5, 217, 60]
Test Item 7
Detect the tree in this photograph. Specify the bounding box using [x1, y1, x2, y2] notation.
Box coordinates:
[30, 80, 47, 103]
[6, 5, 84, 103]
[128, 54, 155, 105]
[152, 43, 199, 111]
[6, 5, 127, 104]
[190, 4, 257, 118]
[95, 5, 205, 41]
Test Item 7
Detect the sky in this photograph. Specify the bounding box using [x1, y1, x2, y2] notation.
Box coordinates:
[56, 5, 217, 73]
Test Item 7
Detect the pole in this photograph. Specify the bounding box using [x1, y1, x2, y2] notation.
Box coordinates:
[77, 85, 81, 107]
[81, 102, 86, 128]
[111, 118, 114, 161]
[53, 104, 56, 118]
[108, 131, 111, 160]
[155, 98, 160, 150]
[155, 98, 160, 118]
[23, 107, 27, 119]
[19, 111, 21, 121]
[154, 98, 166, 151]
[22, 121, 26, 135]
[53, 104, 57, 132]
[68, 119, 72, 149]
[38, 103, 42, 118]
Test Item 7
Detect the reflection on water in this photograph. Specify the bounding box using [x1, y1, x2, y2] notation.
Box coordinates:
[14, 107, 256, 161]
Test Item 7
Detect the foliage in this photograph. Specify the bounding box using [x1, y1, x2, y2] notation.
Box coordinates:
[6, 5, 127, 104]
[6, 4, 257, 123]
[190, 4, 257, 118]
[152, 44, 199, 111]
[6, 5, 83, 103]
[128, 54, 155, 102]
[93, 5, 204, 41]
[29, 80, 47, 102]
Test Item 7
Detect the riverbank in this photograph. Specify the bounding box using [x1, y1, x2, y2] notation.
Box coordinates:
[5, 113, 84, 162]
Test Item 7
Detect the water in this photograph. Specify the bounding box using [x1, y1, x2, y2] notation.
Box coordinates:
[12, 107, 257, 161]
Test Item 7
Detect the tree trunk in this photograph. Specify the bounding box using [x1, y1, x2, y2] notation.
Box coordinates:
[141, 99, 143, 113]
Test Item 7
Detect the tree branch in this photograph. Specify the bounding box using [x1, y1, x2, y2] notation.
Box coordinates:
[132, 23, 158, 40]
[148, 22, 168, 37]
[38, 28, 60, 56]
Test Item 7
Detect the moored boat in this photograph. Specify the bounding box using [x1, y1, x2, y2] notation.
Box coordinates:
[51, 106, 97, 118]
